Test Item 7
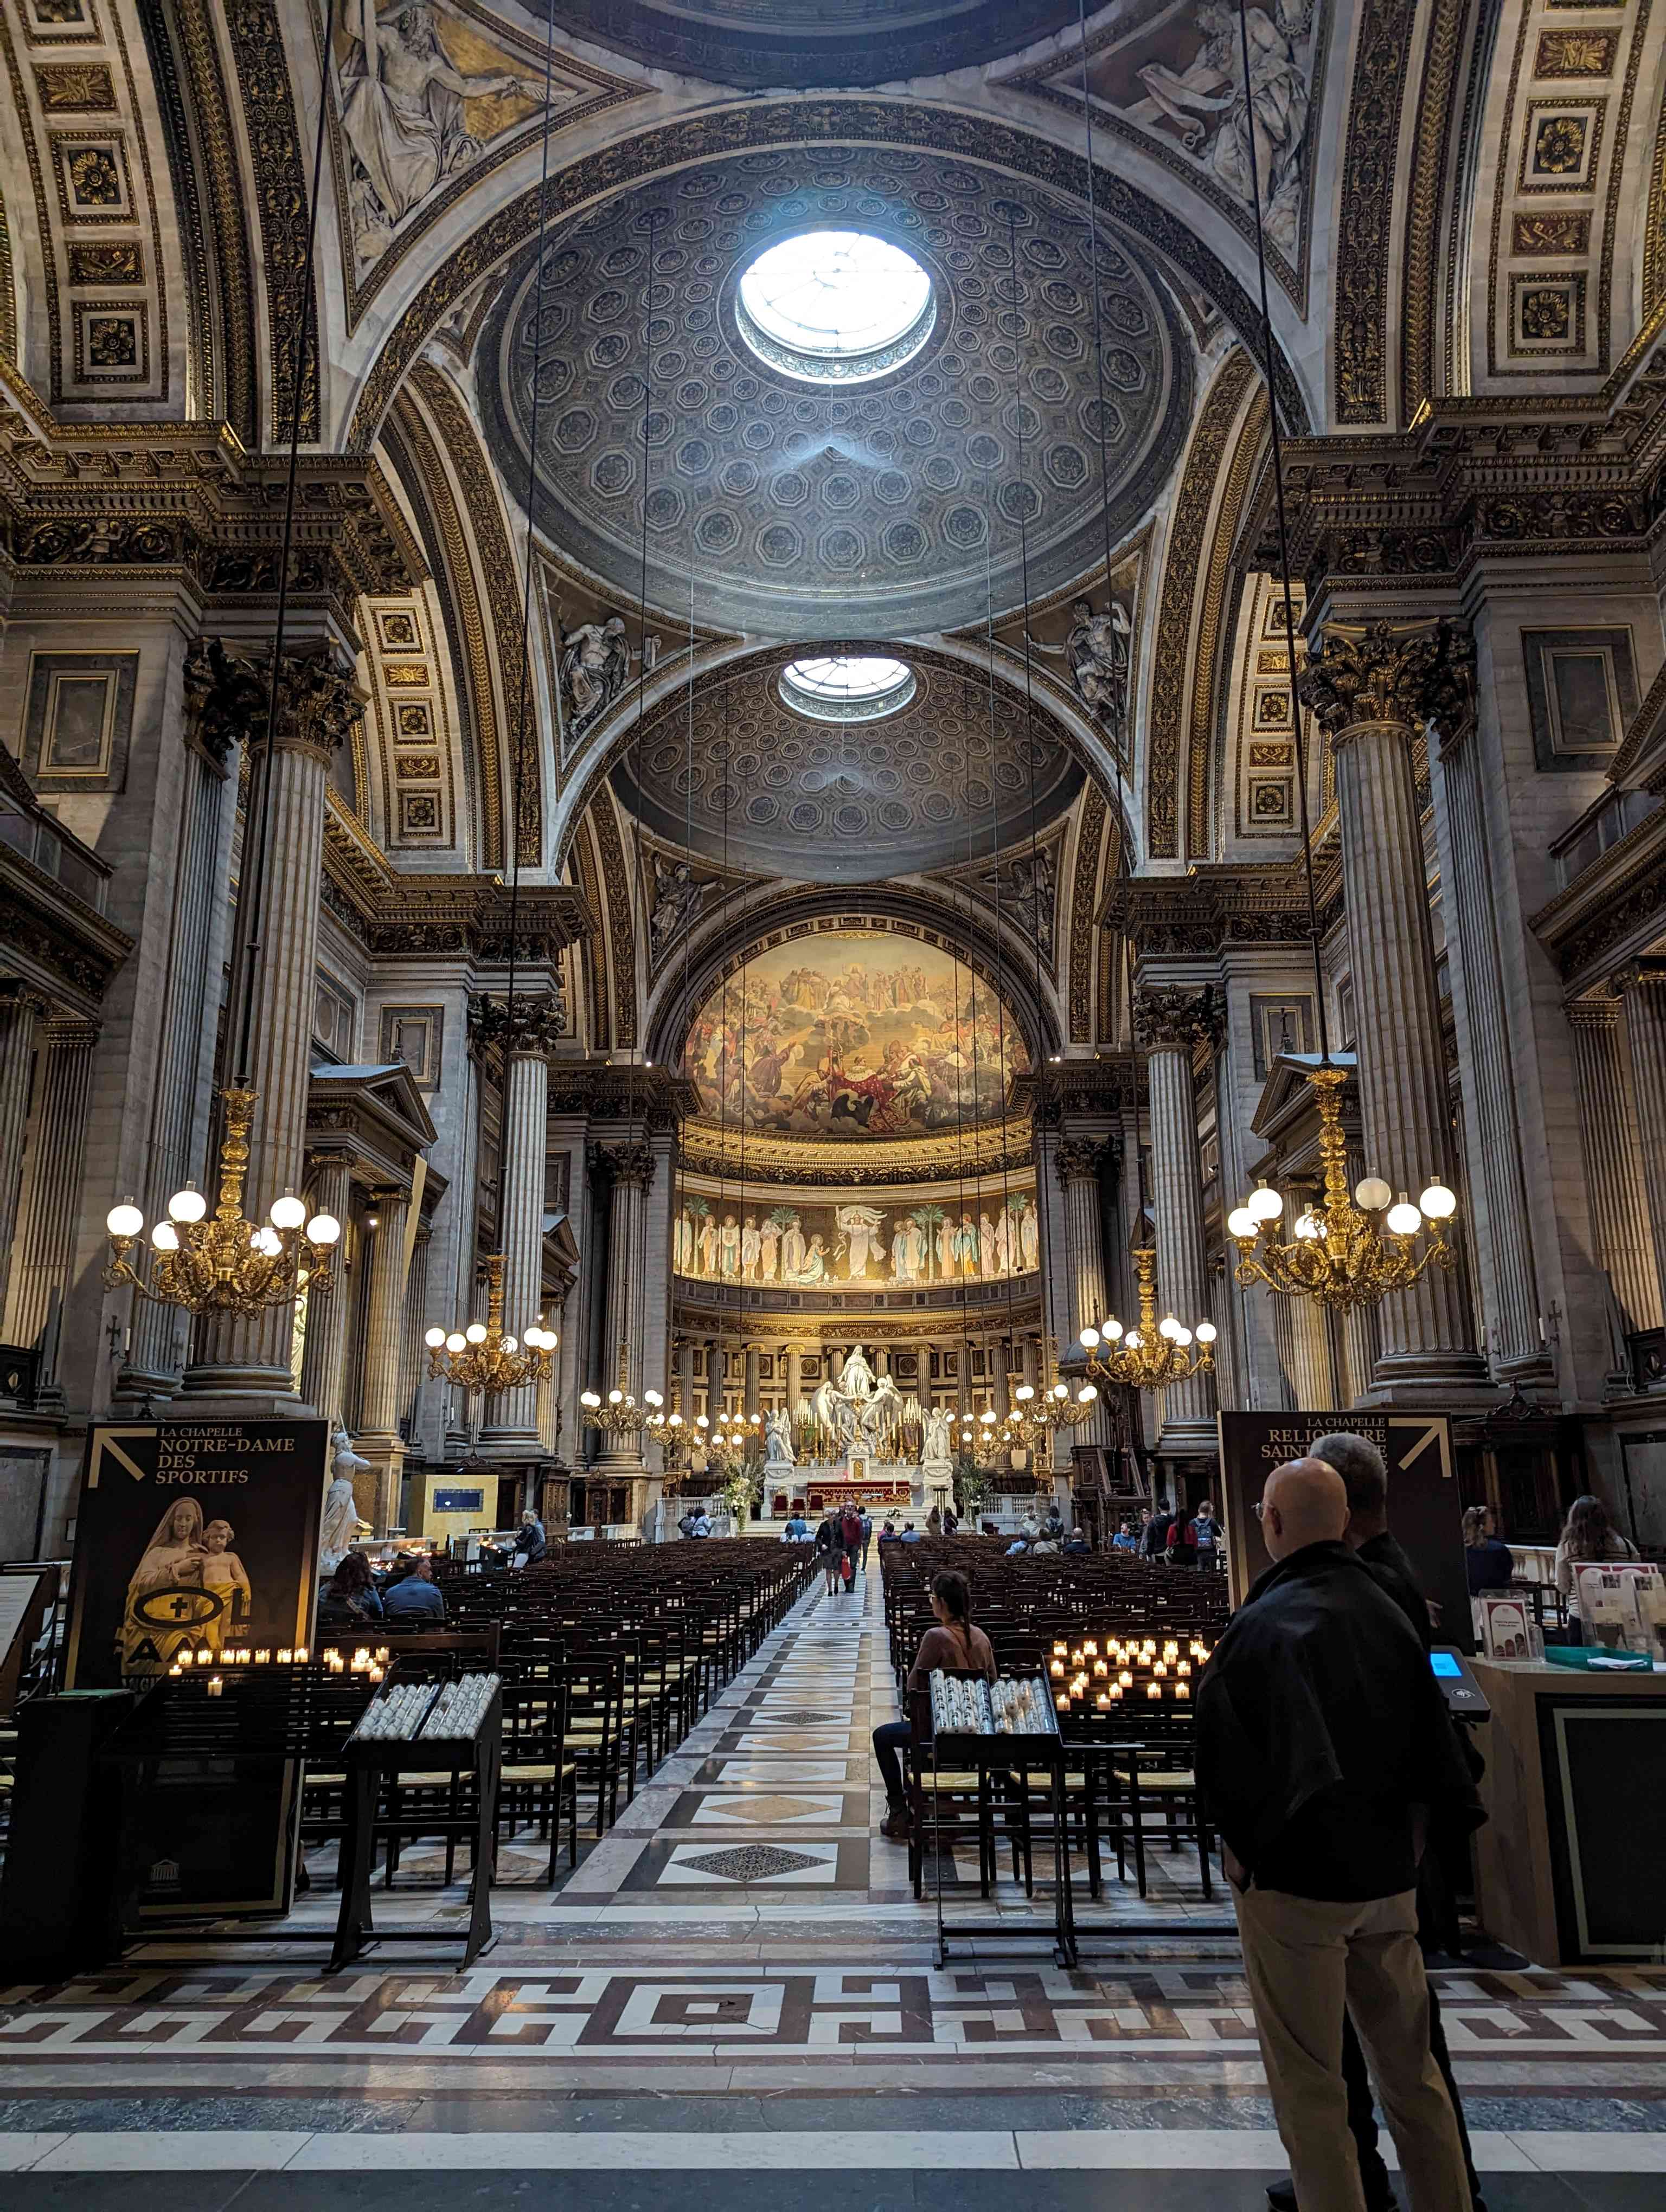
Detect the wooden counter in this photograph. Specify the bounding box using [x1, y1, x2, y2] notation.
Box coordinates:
[1470, 1657, 1666, 1966]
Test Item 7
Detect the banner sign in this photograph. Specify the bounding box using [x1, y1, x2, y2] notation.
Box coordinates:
[1216, 1411, 1470, 1649]
[65, 1419, 328, 1689]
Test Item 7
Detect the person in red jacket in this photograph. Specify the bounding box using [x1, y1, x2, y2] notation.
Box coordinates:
[840, 1504, 863, 1592]
[1167, 1509, 1198, 1566]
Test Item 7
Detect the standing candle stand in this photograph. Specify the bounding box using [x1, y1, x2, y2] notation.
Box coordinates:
[331, 1670, 503, 1973]
[925, 1669, 1078, 1969]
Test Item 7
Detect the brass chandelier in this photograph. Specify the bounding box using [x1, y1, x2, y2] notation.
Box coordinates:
[105, 1088, 342, 1318]
[580, 1341, 663, 1437]
[984, 1367, 1099, 1454]
[1079, 1246, 1218, 1392]
[1227, 1065, 1456, 1313]
[425, 1254, 558, 1394]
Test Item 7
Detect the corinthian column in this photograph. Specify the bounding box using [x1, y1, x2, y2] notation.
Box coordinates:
[1055, 1135, 1111, 1447]
[1567, 996, 1662, 1340]
[1299, 620, 1488, 1397]
[1616, 965, 1666, 1325]
[1133, 987, 1219, 1451]
[298, 1155, 355, 1429]
[592, 1137, 656, 1471]
[479, 1011, 554, 1451]
[357, 1191, 411, 1532]
[5, 1017, 97, 1364]
[185, 654, 365, 1401]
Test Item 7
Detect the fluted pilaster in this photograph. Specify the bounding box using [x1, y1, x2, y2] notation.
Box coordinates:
[298, 1157, 355, 1427]
[1133, 989, 1219, 1448]
[1567, 998, 1662, 1340]
[1300, 619, 1487, 1393]
[1616, 969, 1666, 1333]
[358, 1192, 411, 1532]
[0, 985, 47, 1327]
[1056, 1134, 1111, 1448]
[6, 1018, 97, 1362]
[481, 1043, 549, 1449]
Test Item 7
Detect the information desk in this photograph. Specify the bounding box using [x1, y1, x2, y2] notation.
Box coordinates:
[1471, 1657, 1666, 1966]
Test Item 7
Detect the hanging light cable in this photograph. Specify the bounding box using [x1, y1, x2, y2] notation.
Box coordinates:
[103, 0, 349, 1316]
[424, 21, 563, 1396]
[1219, 0, 1457, 1312]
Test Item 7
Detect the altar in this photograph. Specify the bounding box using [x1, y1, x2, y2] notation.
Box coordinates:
[761, 1461, 918, 1518]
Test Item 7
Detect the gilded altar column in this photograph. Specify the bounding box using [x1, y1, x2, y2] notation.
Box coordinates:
[356, 1190, 411, 1533]
[298, 1155, 355, 1431]
[592, 1139, 656, 1473]
[479, 1015, 553, 1452]
[1616, 966, 1666, 1323]
[1298, 620, 1488, 1397]
[1133, 988, 1219, 1454]
[0, 984, 47, 1326]
[186, 655, 364, 1401]
[5, 1017, 97, 1367]
[1568, 996, 1662, 1340]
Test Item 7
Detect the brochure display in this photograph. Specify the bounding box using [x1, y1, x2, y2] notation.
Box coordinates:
[925, 1670, 1075, 1968]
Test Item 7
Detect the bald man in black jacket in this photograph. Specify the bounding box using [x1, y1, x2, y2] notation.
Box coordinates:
[1197, 1458, 1481, 2212]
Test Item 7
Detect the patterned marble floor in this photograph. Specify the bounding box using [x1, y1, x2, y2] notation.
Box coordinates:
[0, 1562, 1661, 2205]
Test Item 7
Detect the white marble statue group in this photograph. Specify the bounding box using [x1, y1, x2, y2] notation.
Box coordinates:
[755, 1346, 956, 1484]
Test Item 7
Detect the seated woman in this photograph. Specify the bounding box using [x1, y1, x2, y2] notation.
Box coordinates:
[871, 1570, 996, 1841]
[315, 1548, 384, 1628]
[1462, 1504, 1515, 1594]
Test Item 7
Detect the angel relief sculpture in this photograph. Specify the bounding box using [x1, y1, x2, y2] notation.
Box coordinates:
[559, 618, 659, 743]
[1029, 595, 1131, 742]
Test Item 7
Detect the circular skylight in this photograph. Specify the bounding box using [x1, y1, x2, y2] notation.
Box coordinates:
[779, 655, 917, 723]
[736, 232, 934, 384]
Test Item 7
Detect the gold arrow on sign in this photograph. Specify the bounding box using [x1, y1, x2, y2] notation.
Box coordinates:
[88, 1427, 157, 1488]
[1387, 1417, 1451, 1482]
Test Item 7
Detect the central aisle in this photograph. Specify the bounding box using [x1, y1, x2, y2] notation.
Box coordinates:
[0, 1555, 1658, 2204]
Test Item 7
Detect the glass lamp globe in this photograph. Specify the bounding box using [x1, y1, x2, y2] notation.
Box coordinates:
[446, 1332, 466, 1353]
[501, 1336, 518, 1355]
[1386, 1201, 1422, 1236]
[465, 1322, 488, 1345]
[608, 1388, 623, 1404]
[1419, 1183, 1457, 1220]
[979, 1407, 996, 1425]
[1174, 1327, 1193, 1348]
[1125, 1332, 1143, 1351]
[107, 1200, 144, 1239]
[250, 1226, 283, 1258]
[1052, 1381, 1068, 1401]
[1101, 1317, 1123, 1340]
[268, 1193, 306, 1231]
[1247, 1186, 1283, 1224]
[1079, 1327, 1099, 1348]
[695, 1413, 709, 1429]
[1227, 1206, 1258, 1239]
[1158, 1316, 1180, 1341]
[425, 1326, 447, 1349]
[307, 1213, 342, 1245]
[1015, 1382, 1035, 1402]
[581, 1390, 600, 1409]
[1196, 1321, 1218, 1344]
[645, 1388, 664, 1407]
[150, 1222, 180, 1252]
[1354, 1175, 1393, 1212]
[168, 1186, 207, 1224]
[1078, 1384, 1098, 1403]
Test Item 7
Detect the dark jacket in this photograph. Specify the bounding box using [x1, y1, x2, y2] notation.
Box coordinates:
[814, 1517, 840, 1558]
[517, 1518, 547, 1564]
[1140, 1515, 1168, 1558]
[1196, 1540, 1482, 1903]
[1356, 1528, 1432, 1646]
[382, 1574, 446, 1622]
[1465, 1536, 1514, 1595]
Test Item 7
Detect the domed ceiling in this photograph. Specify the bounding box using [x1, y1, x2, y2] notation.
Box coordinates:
[532, 1, 1081, 91]
[477, 147, 1193, 638]
[610, 645, 1083, 883]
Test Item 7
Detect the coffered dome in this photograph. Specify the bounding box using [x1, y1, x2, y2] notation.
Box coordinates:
[477, 147, 1193, 638]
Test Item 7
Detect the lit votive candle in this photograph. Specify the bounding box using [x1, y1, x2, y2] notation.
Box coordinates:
[207, 1675, 223, 1697]
[1147, 1681, 1163, 1701]
[1152, 1660, 1167, 1677]
[369, 1664, 385, 1684]
[1175, 1681, 1190, 1700]
[178, 1650, 194, 1668]
[375, 1648, 389, 1663]
[294, 1646, 309, 1663]
[1119, 1670, 1133, 1689]
[1053, 1642, 1068, 1657]
[234, 1648, 252, 1664]
[1055, 1694, 1069, 1712]
[254, 1650, 271, 1664]
[1095, 1692, 1110, 1710]
[1093, 1659, 1108, 1679]
[1109, 1683, 1123, 1701]
[1050, 1658, 1066, 1678]
[168, 1663, 182, 1677]
[196, 1648, 213, 1666]
[277, 1648, 293, 1664]
[1176, 1660, 1191, 1678]
[1083, 1641, 1098, 1657]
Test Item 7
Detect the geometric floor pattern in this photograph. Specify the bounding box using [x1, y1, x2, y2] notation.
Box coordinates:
[1, 1562, 1662, 2207]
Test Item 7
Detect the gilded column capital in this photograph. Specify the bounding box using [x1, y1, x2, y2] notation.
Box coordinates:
[469, 990, 567, 1059]
[1297, 618, 1474, 740]
[273, 654, 367, 762]
[593, 1137, 656, 1191]
[1132, 983, 1223, 1054]
[1566, 992, 1621, 1033]
[1054, 1135, 1110, 1187]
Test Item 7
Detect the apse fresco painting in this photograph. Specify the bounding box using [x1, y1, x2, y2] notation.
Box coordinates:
[685, 934, 1028, 1139]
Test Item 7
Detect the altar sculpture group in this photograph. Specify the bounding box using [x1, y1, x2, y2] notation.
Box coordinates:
[675, 1192, 1040, 1285]
[758, 1345, 956, 1502]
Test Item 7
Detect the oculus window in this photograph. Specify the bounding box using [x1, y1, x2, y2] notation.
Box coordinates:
[779, 655, 917, 723]
[737, 232, 934, 384]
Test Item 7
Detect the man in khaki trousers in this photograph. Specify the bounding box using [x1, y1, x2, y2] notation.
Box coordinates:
[1197, 1459, 1483, 2212]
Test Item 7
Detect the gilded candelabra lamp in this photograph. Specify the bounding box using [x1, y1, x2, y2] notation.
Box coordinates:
[425, 1253, 558, 1393]
[1079, 1247, 1218, 1391]
[1226, 1065, 1456, 1313]
[995, 1365, 1099, 1451]
[104, 1087, 341, 1316]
